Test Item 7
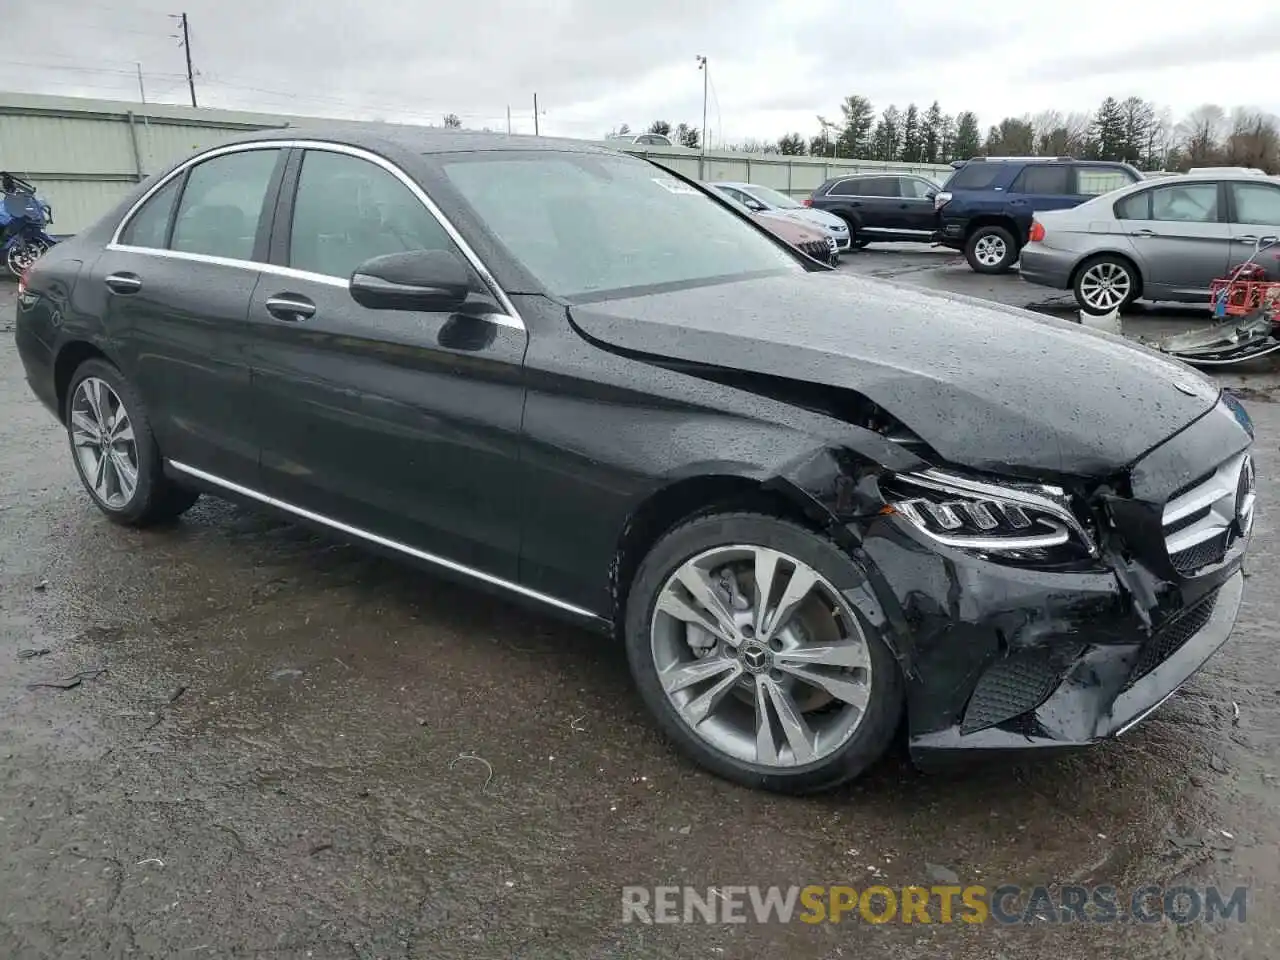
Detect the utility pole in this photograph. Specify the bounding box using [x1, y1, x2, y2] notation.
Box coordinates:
[507, 105, 512, 135]
[696, 55, 708, 177]
[533, 93, 539, 136]
[135, 62, 146, 104]
[178, 13, 196, 107]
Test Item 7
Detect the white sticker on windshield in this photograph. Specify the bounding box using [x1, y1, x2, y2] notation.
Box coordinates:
[652, 177, 700, 195]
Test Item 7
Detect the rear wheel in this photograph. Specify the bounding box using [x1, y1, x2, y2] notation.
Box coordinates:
[1073, 255, 1138, 315]
[65, 358, 199, 526]
[624, 511, 903, 794]
[853, 239, 871, 250]
[964, 225, 1018, 274]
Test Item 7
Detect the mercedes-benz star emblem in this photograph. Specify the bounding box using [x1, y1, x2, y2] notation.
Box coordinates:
[740, 642, 770, 674]
[1236, 455, 1257, 533]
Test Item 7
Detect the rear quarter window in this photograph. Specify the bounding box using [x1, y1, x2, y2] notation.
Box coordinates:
[827, 179, 864, 196]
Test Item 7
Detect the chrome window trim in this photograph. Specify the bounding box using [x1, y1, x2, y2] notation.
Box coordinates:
[106, 138, 526, 331]
[168, 459, 606, 624]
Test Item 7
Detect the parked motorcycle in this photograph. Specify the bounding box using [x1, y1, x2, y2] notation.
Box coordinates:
[1, 172, 58, 278]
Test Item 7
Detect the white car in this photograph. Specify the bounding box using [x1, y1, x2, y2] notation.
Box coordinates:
[710, 181, 851, 251]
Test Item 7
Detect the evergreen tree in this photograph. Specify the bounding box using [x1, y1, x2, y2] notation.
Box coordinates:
[648, 120, 672, 137]
[952, 111, 981, 160]
[838, 95, 876, 157]
[900, 103, 922, 162]
[1091, 97, 1127, 160]
[922, 101, 944, 163]
[777, 132, 806, 155]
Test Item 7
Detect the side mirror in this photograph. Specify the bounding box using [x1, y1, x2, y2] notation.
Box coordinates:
[349, 249, 472, 312]
[745, 198, 766, 212]
[925, 189, 937, 200]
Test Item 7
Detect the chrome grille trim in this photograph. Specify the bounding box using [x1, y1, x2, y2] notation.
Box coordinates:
[1163, 451, 1249, 555]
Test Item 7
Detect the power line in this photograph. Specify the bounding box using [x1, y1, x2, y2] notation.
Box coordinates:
[0, 59, 183, 80]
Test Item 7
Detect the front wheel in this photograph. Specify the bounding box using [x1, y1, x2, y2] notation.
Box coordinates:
[964, 225, 1018, 274]
[624, 512, 903, 794]
[65, 358, 200, 526]
[1073, 255, 1138, 315]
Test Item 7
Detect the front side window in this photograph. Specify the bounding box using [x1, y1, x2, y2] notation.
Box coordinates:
[1075, 166, 1137, 197]
[1010, 165, 1070, 195]
[1230, 182, 1280, 225]
[899, 178, 935, 200]
[170, 149, 280, 260]
[943, 163, 1004, 190]
[440, 152, 798, 299]
[741, 184, 803, 210]
[289, 150, 456, 279]
[119, 176, 181, 248]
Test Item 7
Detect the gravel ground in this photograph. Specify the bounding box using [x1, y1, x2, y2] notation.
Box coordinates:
[2, 257, 1279, 959]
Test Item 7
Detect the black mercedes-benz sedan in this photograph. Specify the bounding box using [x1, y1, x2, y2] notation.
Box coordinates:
[14, 128, 1256, 793]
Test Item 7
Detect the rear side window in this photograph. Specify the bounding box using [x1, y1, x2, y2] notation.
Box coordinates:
[1230, 182, 1280, 225]
[1075, 166, 1137, 197]
[944, 163, 1004, 190]
[827, 178, 864, 196]
[119, 176, 181, 248]
[1114, 191, 1151, 220]
[288, 150, 457, 279]
[1122, 182, 1219, 222]
[170, 149, 280, 260]
[1010, 165, 1070, 195]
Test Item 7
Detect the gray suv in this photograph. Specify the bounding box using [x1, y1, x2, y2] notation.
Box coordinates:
[1020, 172, 1280, 314]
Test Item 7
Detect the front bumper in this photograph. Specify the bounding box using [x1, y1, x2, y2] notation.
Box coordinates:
[846, 398, 1253, 770]
[1018, 244, 1075, 291]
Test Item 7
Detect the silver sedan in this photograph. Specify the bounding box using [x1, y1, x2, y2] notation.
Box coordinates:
[1020, 172, 1280, 314]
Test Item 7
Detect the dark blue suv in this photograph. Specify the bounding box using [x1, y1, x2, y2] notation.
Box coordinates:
[935, 157, 1142, 273]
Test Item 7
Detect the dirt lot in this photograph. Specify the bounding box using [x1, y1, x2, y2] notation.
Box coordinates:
[2, 256, 1279, 959]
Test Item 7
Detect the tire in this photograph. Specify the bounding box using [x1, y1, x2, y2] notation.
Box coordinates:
[964, 224, 1018, 274]
[65, 358, 199, 526]
[1073, 255, 1139, 316]
[853, 239, 871, 250]
[624, 511, 903, 794]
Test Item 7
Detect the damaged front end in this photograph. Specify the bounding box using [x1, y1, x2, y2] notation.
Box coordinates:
[1152, 309, 1280, 367]
[790, 396, 1255, 769]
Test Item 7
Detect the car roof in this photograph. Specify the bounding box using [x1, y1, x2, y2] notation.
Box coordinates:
[216, 122, 616, 157]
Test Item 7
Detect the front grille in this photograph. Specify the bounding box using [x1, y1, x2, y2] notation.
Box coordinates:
[1171, 531, 1229, 574]
[1125, 589, 1219, 688]
[962, 647, 1063, 734]
[1162, 452, 1250, 574]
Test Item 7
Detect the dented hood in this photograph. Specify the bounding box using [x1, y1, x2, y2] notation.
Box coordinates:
[569, 271, 1219, 478]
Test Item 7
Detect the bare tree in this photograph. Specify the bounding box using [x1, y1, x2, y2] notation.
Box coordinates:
[1031, 110, 1063, 155]
[1177, 104, 1227, 166]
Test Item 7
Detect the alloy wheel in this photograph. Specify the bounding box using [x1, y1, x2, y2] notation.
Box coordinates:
[1078, 261, 1132, 312]
[70, 377, 140, 509]
[973, 234, 1007, 267]
[649, 545, 873, 769]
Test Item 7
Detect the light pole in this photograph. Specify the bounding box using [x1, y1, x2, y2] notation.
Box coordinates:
[696, 55, 708, 178]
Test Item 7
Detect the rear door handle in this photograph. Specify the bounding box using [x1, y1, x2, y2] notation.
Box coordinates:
[104, 272, 142, 294]
[264, 294, 316, 322]
[1239, 235, 1278, 245]
[1131, 229, 1158, 238]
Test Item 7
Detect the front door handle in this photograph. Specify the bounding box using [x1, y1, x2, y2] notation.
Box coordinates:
[1131, 229, 1158, 238]
[104, 272, 142, 294]
[1239, 235, 1278, 245]
[264, 294, 316, 322]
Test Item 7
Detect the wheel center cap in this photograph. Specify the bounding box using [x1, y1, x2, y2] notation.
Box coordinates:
[740, 641, 772, 674]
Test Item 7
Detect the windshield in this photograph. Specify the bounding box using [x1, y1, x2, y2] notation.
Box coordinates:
[440, 152, 799, 299]
[741, 184, 803, 209]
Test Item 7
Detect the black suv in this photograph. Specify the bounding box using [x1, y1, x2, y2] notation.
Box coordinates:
[805, 174, 941, 249]
[935, 157, 1141, 273]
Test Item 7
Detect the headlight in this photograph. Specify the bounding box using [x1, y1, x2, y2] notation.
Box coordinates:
[881, 468, 1097, 559]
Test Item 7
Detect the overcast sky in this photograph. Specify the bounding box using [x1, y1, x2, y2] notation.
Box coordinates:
[13, 1, 1280, 144]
